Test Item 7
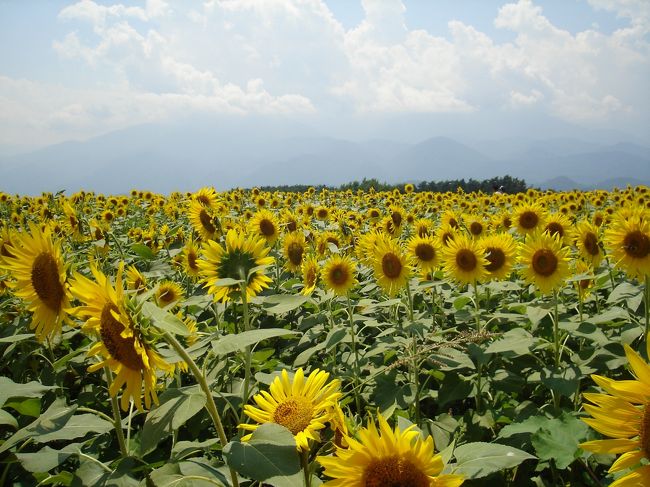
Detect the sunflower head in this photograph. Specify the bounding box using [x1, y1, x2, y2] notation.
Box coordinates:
[407, 235, 440, 272]
[514, 203, 546, 235]
[321, 254, 357, 296]
[188, 200, 219, 241]
[240, 368, 342, 452]
[373, 238, 410, 296]
[301, 255, 320, 295]
[155, 280, 185, 308]
[518, 231, 572, 294]
[605, 211, 650, 280]
[442, 233, 488, 286]
[250, 209, 280, 244]
[283, 232, 306, 273]
[479, 233, 517, 281]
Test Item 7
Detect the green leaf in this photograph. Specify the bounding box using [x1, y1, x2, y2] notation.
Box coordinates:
[0, 399, 76, 453]
[498, 415, 550, 439]
[211, 328, 300, 356]
[213, 277, 244, 287]
[141, 301, 189, 336]
[437, 373, 473, 408]
[171, 438, 220, 461]
[4, 397, 40, 417]
[0, 408, 17, 428]
[484, 328, 540, 355]
[262, 294, 309, 315]
[16, 443, 82, 473]
[223, 423, 301, 487]
[0, 334, 34, 344]
[149, 461, 227, 487]
[586, 306, 630, 325]
[531, 413, 589, 469]
[140, 386, 207, 455]
[34, 414, 112, 443]
[607, 282, 641, 304]
[453, 442, 536, 479]
[0, 377, 57, 408]
[131, 243, 155, 260]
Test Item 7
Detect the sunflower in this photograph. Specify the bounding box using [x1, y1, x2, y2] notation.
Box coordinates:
[574, 259, 595, 300]
[407, 235, 440, 272]
[249, 209, 280, 245]
[155, 280, 185, 308]
[68, 262, 173, 411]
[413, 218, 433, 237]
[1, 224, 71, 342]
[480, 233, 517, 281]
[181, 239, 201, 277]
[442, 233, 488, 286]
[301, 255, 320, 295]
[436, 223, 458, 248]
[543, 213, 573, 245]
[514, 203, 546, 235]
[198, 229, 274, 302]
[368, 238, 408, 296]
[193, 186, 218, 209]
[322, 254, 357, 296]
[519, 231, 571, 294]
[125, 265, 148, 294]
[580, 343, 650, 486]
[282, 231, 306, 273]
[605, 211, 650, 280]
[188, 200, 219, 241]
[464, 214, 486, 238]
[240, 368, 342, 452]
[575, 220, 603, 268]
[318, 412, 464, 487]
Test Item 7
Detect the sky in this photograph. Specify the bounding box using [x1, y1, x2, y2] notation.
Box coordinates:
[0, 0, 649, 151]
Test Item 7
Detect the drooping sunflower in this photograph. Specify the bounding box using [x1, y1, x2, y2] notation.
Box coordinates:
[301, 255, 320, 295]
[441, 233, 488, 286]
[282, 231, 306, 273]
[155, 280, 185, 308]
[575, 220, 604, 268]
[198, 229, 274, 302]
[240, 368, 342, 452]
[372, 238, 410, 296]
[125, 265, 147, 294]
[580, 343, 650, 486]
[1, 224, 71, 342]
[188, 200, 219, 241]
[322, 254, 357, 296]
[605, 211, 650, 280]
[68, 262, 173, 411]
[479, 233, 517, 281]
[249, 209, 280, 245]
[407, 235, 440, 272]
[518, 231, 572, 294]
[318, 412, 464, 487]
[514, 203, 546, 235]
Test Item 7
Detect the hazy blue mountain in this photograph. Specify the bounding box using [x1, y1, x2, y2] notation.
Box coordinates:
[1, 118, 649, 194]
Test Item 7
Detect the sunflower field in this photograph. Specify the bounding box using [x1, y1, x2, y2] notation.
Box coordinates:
[0, 185, 649, 486]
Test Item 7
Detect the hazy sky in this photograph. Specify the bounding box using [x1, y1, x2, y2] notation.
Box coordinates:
[1, 0, 649, 150]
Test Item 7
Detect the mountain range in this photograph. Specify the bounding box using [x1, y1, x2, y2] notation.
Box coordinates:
[1, 118, 648, 194]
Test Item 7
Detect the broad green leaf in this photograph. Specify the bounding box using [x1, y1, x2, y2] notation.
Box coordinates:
[485, 328, 539, 355]
[437, 373, 473, 408]
[0, 377, 57, 408]
[35, 414, 112, 443]
[131, 243, 155, 260]
[140, 386, 207, 455]
[262, 294, 309, 314]
[452, 442, 536, 479]
[0, 408, 17, 428]
[4, 398, 40, 417]
[172, 438, 220, 461]
[324, 327, 348, 351]
[141, 301, 189, 336]
[607, 282, 641, 305]
[149, 461, 226, 487]
[586, 306, 629, 325]
[211, 328, 300, 356]
[223, 423, 301, 487]
[0, 399, 76, 453]
[531, 413, 589, 469]
[16, 443, 82, 473]
[213, 277, 244, 287]
[498, 415, 550, 439]
[0, 334, 34, 344]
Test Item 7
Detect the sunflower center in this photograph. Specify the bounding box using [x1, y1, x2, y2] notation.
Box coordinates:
[519, 211, 538, 229]
[287, 242, 304, 266]
[158, 288, 177, 306]
[502, 216, 512, 228]
[187, 250, 199, 271]
[100, 304, 144, 371]
[641, 402, 650, 459]
[329, 264, 349, 286]
[382, 253, 403, 279]
[272, 396, 313, 435]
[532, 249, 558, 277]
[546, 222, 564, 238]
[583, 232, 599, 256]
[623, 231, 650, 259]
[199, 210, 216, 234]
[363, 455, 429, 487]
[456, 249, 477, 272]
[306, 267, 317, 287]
[470, 222, 483, 236]
[391, 211, 402, 227]
[287, 221, 297, 233]
[414, 243, 435, 262]
[31, 252, 64, 313]
[259, 219, 276, 237]
[485, 247, 506, 272]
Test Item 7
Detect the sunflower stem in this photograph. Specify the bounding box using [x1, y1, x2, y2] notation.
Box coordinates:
[162, 332, 240, 487]
[300, 449, 311, 487]
[473, 281, 484, 413]
[552, 291, 561, 411]
[108, 231, 125, 261]
[103, 365, 128, 458]
[240, 283, 253, 425]
[405, 280, 421, 427]
[346, 295, 362, 414]
[126, 400, 134, 455]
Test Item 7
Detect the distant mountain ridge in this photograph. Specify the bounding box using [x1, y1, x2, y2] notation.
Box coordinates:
[0, 120, 648, 194]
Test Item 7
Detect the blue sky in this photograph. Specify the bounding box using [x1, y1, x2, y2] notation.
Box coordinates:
[0, 0, 648, 150]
